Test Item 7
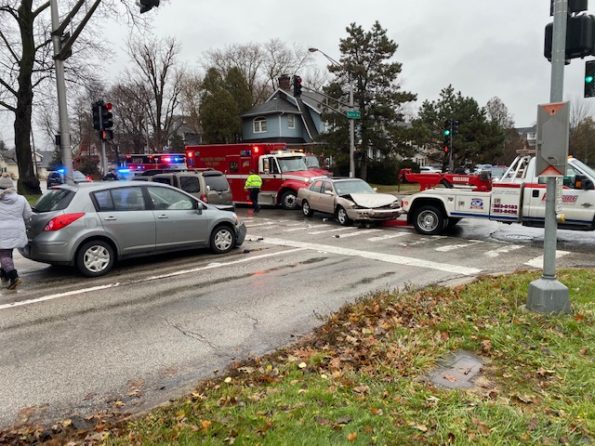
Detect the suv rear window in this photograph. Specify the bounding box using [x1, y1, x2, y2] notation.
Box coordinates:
[33, 189, 74, 212]
[204, 174, 229, 192]
[179, 176, 200, 193]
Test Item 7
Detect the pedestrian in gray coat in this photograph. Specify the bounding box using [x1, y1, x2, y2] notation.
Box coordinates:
[0, 173, 32, 290]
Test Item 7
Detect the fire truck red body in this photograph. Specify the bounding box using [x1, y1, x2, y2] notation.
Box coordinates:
[185, 143, 330, 209]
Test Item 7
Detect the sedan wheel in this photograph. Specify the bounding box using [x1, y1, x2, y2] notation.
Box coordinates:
[336, 206, 351, 226]
[76, 240, 114, 277]
[211, 226, 235, 254]
[302, 200, 313, 217]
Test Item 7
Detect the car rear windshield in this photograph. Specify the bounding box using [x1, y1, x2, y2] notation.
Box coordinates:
[33, 189, 74, 212]
[204, 174, 229, 192]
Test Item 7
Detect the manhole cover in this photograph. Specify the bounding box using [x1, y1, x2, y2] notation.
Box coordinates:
[428, 351, 483, 389]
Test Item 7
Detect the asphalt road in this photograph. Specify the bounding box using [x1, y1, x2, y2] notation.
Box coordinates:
[1, 208, 594, 429]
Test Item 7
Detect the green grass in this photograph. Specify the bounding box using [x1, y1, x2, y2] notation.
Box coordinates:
[96, 270, 594, 446]
[3, 270, 593, 445]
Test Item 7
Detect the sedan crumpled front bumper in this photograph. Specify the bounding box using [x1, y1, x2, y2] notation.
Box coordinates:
[346, 207, 403, 222]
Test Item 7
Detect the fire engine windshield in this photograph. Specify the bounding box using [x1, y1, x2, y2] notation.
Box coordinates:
[305, 155, 320, 169]
[278, 156, 308, 173]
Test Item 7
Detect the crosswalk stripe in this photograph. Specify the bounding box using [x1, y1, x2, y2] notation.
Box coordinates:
[524, 251, 570, 268]
[246, 235, 481, 276]
[337, 229, 381, 238]
[367, 233, 408, 242]
[245, 222, 277, 228]
[485, 245, 522, 258]
[308, 227, 351, 235]
[435, 242, 480, 252]
[284, 224, 328, 232]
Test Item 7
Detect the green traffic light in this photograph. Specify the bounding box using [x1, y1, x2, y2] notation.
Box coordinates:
[586, 75, 594, 84]
[443, 129, 451, 136]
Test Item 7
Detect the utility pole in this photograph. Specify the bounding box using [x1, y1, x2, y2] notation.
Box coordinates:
[348, 83, 355, 178]
[527, 0, 571, 313]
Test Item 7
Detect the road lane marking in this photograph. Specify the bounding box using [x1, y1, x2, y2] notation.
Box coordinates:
[367, 233, 408, 242]
[485, 245, 522, 258]
[338, 229, 381, 238]
[308, 227, 351, 235]
[524, 251, 570, 268]
[284, 224, 328, 232]
[246, 235, 481, 276]
[435, 241, 482, 252]
[0, 248, 307, 312]
[245, 222, 277, 228]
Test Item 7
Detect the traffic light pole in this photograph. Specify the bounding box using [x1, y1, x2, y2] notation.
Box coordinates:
[527, 0, 571, 313]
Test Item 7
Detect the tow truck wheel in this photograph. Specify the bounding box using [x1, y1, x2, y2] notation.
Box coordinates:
[280, 191, 298, 210]
[413, 205, 445, 235]
[336, 206, 351, 226]
[302, 200, 313, 217]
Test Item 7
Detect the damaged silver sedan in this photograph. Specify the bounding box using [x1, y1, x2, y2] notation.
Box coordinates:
[297, 177, 402, 225]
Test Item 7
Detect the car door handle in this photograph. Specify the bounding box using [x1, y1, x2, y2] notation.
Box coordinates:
[157, 214, 168, 219]
[104, 216, 117, 221]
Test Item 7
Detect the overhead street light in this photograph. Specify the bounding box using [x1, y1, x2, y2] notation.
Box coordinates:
[309, 47, 356, 178]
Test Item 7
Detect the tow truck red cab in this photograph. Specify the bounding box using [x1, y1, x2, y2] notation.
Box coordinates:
[185, 143, 330, 209]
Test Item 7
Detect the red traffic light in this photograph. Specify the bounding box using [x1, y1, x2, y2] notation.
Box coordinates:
[104, 102, 112, 111]
[443, 145, 450, 153]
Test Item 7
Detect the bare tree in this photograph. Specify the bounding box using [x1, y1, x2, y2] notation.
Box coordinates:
[569, 96, 593, 130]
[108, 81, 148, 153]
[128, 36, 184, 151]
[178, 71, 202, 139]
[485, 97, 515, 128]
[0, 0, 144, 193]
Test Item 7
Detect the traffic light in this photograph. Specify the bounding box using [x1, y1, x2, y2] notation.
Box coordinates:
[139, 0, 160, 14]
[452, 120, 459, 135]
[92, 101, 102, 130]
[101, 102, 113, 130]
[443, 144, 450, 154]
[100, 130, 114, 141]
[293, 75, 302, 97]
[585, 60, 595, 97]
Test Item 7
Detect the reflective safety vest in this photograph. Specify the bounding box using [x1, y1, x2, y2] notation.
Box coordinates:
[245, 174, 263, 189]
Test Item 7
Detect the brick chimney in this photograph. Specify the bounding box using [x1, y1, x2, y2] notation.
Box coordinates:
[278, 74, 291, 91]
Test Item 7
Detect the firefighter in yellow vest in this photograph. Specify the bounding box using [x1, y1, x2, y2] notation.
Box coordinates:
[244, 169, 263, 213]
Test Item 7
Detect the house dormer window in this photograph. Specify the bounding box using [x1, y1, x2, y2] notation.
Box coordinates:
[253, 117, 267, 133]
[287, 114, 296, 129]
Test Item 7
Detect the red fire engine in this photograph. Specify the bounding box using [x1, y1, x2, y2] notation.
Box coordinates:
[185, 143, 330, 209]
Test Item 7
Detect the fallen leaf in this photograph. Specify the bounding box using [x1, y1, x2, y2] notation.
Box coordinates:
[347, 432, 358, 441]
[481, 339, 492, 354]
[336, 416, 352, 425]
[298, 362, 307, 369]
[443, 374, 458, 382]
[224, 377, 232, 383]
[411, 423, 428, 433]
[353, 385, 370, 394]
[201, 420, 212, 431]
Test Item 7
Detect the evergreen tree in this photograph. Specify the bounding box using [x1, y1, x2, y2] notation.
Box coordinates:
[200, 68, 241, 144]
[321, 22, 416, 179]
[414, 85, 505, 168]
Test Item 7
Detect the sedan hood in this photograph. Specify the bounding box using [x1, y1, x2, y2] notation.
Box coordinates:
[343, 193, 398, 208]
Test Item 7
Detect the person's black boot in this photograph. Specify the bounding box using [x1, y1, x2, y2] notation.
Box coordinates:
[6, 270, 21, 290]
[0, 268, 8, 287]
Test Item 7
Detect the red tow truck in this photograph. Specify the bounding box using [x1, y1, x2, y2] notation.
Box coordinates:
[399, 168, 492, 192]
[185, 143, 330, 209]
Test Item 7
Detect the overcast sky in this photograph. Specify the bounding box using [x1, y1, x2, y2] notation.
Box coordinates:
[2, 0, 593, 148]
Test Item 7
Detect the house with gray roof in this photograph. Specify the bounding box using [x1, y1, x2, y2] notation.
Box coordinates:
[241, 75, 326, 144]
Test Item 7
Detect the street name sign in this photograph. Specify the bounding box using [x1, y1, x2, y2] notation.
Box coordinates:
[346, 110, 361, 120]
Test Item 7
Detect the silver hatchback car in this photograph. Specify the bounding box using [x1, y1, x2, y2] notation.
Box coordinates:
[20, 181, 247, 277]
